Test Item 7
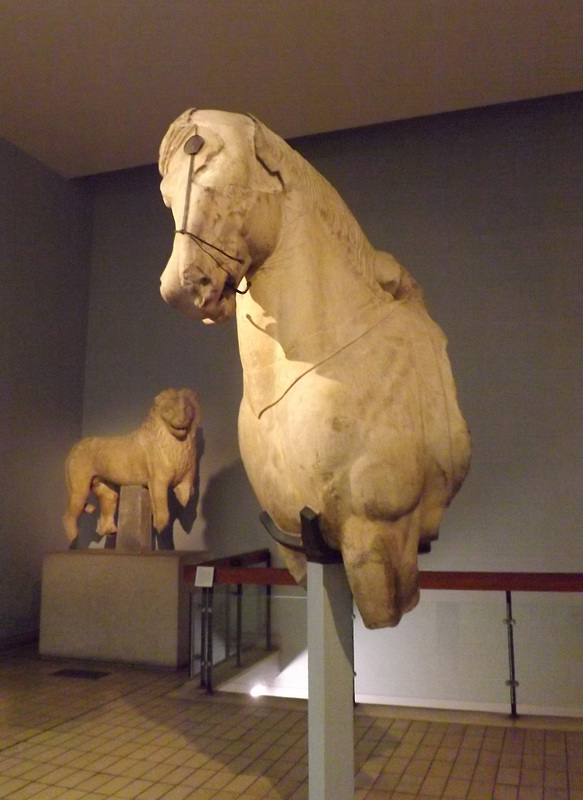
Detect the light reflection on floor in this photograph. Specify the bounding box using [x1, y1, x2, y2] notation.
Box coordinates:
[218, 650, 309, 700]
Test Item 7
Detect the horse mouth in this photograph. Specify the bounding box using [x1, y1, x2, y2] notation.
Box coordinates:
[220, 280, 236, 303]
[201, 283, 237, 324]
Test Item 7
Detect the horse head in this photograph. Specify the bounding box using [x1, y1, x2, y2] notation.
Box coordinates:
[159, 109, 283, 324]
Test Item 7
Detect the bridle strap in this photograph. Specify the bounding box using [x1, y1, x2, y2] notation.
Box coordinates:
[179, 146, 196, 233]
[176, 150, 249, 294]
[175, 226, 245, 267]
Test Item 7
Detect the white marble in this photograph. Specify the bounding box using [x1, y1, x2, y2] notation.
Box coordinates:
[159, 110, 471, 628]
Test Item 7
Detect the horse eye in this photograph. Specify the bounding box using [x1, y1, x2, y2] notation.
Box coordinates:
[184, 135, 204, 155]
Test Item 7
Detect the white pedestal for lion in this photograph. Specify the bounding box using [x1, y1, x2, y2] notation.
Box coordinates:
[40, 550, 208, 667]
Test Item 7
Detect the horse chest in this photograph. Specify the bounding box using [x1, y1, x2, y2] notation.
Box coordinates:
[238, 364, 421, 529]
[237, 314, 455, 531]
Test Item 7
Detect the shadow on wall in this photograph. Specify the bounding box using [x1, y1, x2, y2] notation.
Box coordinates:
[168, 425, 205, 543]
[199, 459, 266, 558]
[74, 493, 102, 549]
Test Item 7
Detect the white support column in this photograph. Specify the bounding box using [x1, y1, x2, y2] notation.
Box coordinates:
[307, 561, 355, 800]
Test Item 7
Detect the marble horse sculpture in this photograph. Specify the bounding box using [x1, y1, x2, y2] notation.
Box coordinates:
[63, 388, 201, 544]
[158, 109, 471, 628]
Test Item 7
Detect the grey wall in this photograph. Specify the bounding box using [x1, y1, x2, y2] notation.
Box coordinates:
[297, 95, 583, 713]
[0, 138, 93, 643]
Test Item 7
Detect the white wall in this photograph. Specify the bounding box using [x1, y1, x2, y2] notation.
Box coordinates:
[0, 138, 93, 643]
[61, 93, 583, 712]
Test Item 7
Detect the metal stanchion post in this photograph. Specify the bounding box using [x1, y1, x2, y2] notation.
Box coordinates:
[504, 590, 519, 717]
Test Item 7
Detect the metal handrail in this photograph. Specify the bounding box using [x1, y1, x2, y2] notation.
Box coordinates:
[186, 549, 273, 690]
[419, 571, 583, 592]
[186, 565, 583, 592]
[184, 560, 583, 710]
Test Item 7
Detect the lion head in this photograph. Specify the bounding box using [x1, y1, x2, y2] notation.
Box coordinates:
[153, 388, 201, 441]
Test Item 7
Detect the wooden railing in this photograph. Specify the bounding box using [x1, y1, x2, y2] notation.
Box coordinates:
[184, 554, 583, 711]
[186, 562, 583, 592]
[419, 571, 583, 592]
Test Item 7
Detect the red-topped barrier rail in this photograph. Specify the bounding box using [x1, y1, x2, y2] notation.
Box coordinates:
[184, 551, 583, 711]
[185, 559, 583, 593]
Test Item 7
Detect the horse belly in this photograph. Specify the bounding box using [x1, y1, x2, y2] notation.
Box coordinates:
[238, 358, 426, 541]
[238, 304, 469, 546]
[238, 380, 349, 534]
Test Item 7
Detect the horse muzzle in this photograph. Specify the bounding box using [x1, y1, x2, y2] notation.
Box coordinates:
[160, 268, 202, 320]
[160, 247, 229, 316]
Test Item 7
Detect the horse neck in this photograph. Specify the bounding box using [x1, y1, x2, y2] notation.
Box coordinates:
[236, 207, 390, 374]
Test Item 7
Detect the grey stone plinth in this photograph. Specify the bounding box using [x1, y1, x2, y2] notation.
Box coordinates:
[40, 550, 208, 667]
[116, 485, 153, 552]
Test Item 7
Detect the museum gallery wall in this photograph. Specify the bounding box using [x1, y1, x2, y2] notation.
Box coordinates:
[0, 137, 93, 645]
[1, 93, 582, 713]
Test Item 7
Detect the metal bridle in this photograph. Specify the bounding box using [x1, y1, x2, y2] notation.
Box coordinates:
[174, 134, 250, 295]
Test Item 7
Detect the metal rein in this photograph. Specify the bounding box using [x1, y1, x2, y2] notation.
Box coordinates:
[175, 149, 250, 295]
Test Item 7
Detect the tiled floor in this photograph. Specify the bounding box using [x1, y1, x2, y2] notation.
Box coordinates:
[1, 644, 582, 799]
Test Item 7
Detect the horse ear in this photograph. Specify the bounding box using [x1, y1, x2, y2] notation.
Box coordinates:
[248, 114, 286, 189]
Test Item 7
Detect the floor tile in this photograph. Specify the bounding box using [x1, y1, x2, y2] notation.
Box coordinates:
[1, 645, 581, 800]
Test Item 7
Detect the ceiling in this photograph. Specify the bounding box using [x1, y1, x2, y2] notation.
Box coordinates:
[1, 0, 582, 179]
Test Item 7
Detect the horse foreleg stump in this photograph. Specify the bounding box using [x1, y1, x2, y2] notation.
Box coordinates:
[340, 514, 421, 628]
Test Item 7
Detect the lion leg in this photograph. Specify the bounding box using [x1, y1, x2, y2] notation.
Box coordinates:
[62, 457, 92, 542]
[173, 476, 194, 508]
[92, 480, 119, 536]
[148, 480, 171, 533]
[62, 492, 87, 543]
[339, 511, 421, 629]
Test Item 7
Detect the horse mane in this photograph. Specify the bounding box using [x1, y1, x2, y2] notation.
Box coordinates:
[252, 118, 384, 295]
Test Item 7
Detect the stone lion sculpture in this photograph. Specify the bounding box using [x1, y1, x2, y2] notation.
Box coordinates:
[62, 388, 201, 543]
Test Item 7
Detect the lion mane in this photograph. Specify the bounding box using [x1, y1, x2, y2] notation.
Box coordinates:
[62, 388, 201, 543]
